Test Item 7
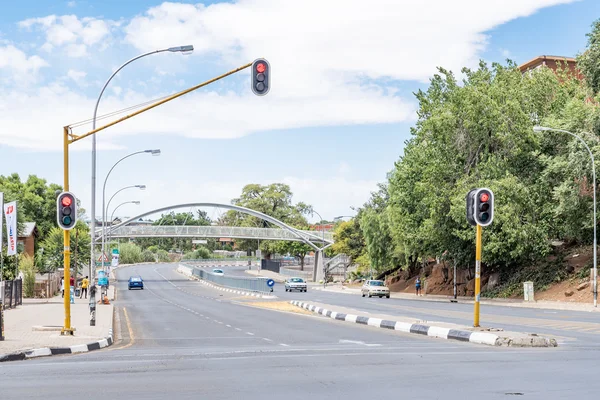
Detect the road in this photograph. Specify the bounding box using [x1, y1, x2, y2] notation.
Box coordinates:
[1, 263, 599, 399]
[226, 265, 600, 346]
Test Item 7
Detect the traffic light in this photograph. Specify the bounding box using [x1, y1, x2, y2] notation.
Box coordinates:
[466, 189, 477, 227]
[57, 191, 77, 230]
[251, 58, 270, 96]
[473, 188, 494, 226]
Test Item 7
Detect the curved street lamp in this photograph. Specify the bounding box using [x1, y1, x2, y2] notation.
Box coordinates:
[101, 150, 159, 270]
[109, 201, 141, 229]
[534, 125, 597, 307]
[105, 185, 146, 224]
[89, 44, 193, 299]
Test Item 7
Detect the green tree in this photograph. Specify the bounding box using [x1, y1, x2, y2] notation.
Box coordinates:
[222, 183, 312, 257]
[276, 240, 313, 270]
[331, 219, 365, 262]
[578, 18, 600, 94]
[40, 220, 90, 276]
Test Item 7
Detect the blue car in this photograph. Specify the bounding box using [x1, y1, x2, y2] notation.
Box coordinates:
[128, 276, 144, 290]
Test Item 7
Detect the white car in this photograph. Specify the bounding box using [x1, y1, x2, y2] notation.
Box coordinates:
[285, 277, 307, 292]
[212, 269, 224, 276]
[361, 280, 390, 298]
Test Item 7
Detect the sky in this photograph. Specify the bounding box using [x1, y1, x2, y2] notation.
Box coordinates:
[0, 0, 599, 223]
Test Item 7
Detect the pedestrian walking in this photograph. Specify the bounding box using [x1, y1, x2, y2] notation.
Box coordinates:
[415, 276, 422, 296]
[60, 277, 65, 298]
[80, 276, 89, 299]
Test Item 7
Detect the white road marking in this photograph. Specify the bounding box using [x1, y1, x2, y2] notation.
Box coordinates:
[246, 332, 255, 336]
[279, 343, 290, 347]
[226, 325, 232, 328]
[235, 328, 242, 331]
[262, 338, 273, 342]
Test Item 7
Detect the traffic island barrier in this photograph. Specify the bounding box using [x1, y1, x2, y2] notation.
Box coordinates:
[289, 300, 558, 348]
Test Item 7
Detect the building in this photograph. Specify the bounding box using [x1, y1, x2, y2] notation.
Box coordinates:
[17, 222, 38, 257]
[518, 55, 583, 80]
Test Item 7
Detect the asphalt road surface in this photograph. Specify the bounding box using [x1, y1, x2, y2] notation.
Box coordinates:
[1, 263, 600, 399]
[227, 265, 600, 345]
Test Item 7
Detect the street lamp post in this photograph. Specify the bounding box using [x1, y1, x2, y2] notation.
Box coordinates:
[101, 150, 159, 273]
[534, 126, 597, 307]
[89, 44, 193, 319]
[105, 185, 146, 224]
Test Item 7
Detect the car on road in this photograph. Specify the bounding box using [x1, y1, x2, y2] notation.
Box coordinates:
[128, 276, 144, 290]
[285, 277, 307, 292]
[361, 280, 390, 298]
[212, 269, 224, 276]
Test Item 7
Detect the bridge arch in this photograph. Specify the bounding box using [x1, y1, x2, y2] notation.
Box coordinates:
[100, 202, 330, 250]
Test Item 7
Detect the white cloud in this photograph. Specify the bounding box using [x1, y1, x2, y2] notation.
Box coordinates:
[0, 0, 578, 151]
[67, 1, 77, 7]
[501, 48, 512, 57]
[67, 69, 87, 83]
[0, 45, 48, 84]
[19, 14, 113, 57]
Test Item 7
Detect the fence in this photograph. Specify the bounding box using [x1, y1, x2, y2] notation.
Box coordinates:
[183, 263, 272, 294]
[261, 259, 281, 273]
[2, 279, 23, 309]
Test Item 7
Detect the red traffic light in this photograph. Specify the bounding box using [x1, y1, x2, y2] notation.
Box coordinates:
[256, 63, 266, 73]
[479, 193, 489, 202]
[61, 196, 73, 207]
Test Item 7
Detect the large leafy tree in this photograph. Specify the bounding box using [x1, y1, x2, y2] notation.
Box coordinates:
[578, 18, 600, 94]
[222, 183, 312, 257]
[40, 220, 91, 276]
[383, 58, 594, 277]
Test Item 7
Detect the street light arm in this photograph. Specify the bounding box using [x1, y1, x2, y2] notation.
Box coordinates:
[92, 49, 170, 131]
[105, 185, 144, 223]
[109, 201, 141, 226]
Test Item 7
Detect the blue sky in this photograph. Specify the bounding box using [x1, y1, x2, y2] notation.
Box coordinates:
[0, 0, 598, 223]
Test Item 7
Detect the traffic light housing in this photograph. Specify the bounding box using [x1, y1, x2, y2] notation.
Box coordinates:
[251, 58, 270, 96]
[57, 191, 77, 230]
[466, 189, 477, 227]
[473, 188, 494, 226]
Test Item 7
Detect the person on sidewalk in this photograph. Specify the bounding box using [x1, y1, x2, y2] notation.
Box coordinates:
[80, 276, 89, 299]
[415, 277, 422, 296]
[61, 277, 65, 298]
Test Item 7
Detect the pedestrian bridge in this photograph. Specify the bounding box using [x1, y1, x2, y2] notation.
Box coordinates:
[102, 225, 334, 244]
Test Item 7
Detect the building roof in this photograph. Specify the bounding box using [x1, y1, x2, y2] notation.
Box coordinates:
[518, 55, 576, 72]
[20, 222, 38, 238]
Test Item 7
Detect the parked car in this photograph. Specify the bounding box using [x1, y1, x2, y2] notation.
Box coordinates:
[361, 280, 390, 298]
[285, 277, 307, 292]
[128, 276, 144, 290]
[212, 269, 224, 276]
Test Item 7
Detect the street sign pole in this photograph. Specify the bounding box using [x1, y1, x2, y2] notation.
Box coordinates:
[474, 224, 482, 327]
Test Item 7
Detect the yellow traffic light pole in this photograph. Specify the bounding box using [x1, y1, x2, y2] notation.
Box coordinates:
[61, 62, 253, 334]
[473, 224, 482, 327]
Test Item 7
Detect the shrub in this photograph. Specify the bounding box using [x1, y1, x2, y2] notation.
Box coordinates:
[20, 254, 37, 298]
[156, 249, 170, 262]
[141, 249, 156, 263]
[119, 242, 142, 264]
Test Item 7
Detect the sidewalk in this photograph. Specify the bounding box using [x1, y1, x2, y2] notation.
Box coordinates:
[1, 287, 115, 357]
[313, 284, 600, 312]
[290, 300, 557, 347]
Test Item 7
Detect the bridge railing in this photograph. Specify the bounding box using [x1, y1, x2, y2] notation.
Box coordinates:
[180, 263, 272, 294]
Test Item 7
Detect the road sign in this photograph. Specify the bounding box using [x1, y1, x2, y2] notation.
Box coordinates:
[98, 253, 109, 262]
[112, 248, 119, 255]
[266, 279, 275, 287]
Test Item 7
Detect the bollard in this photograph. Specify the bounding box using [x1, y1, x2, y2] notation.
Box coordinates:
[89, 285, 96, 326]
[70, 287, 75, 304]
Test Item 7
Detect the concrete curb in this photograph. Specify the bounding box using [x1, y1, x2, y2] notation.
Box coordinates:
[0, 328, 114, 363]
[290, 301, 557, 348]
[177, 264, 277, 299]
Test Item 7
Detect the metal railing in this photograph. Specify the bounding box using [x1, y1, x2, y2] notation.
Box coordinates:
[279, 267, 313, 280]
[101, 225, 334, 243]
[2, 279, 23, 309]
[183, 263, 271, 293]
